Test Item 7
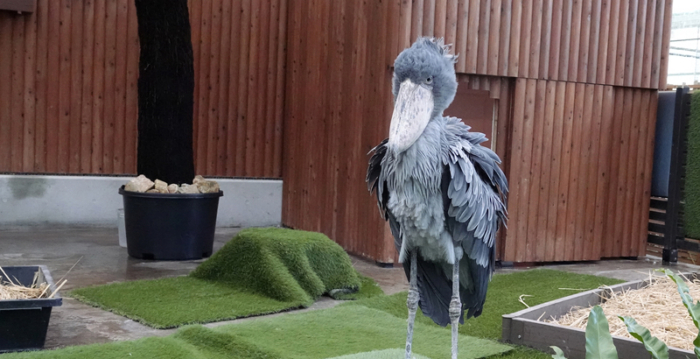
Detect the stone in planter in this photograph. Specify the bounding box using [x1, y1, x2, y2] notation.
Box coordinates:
[154, 179, 169, 193]
[168, 184, 178, 193]
[125, 175, 154, 193]
[196, 180, 220, 194]
[193, 175, 206, 184]
[177, 184, 200, 194]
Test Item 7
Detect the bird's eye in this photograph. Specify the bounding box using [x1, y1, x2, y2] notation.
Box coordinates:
[425, 76, 433, 84]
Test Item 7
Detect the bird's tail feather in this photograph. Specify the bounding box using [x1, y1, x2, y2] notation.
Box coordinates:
[403, 250, 493, 326]
[460, 251, 493, 319]
[402, 253, 465, 327]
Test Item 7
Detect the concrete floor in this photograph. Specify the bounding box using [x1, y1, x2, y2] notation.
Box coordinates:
[1, 227, 697, 351]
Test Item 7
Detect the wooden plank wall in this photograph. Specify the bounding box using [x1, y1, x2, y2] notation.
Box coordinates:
[283, 0, 395, 261]
[0, 0, 285, 178]
[283, 0, 672, 262]
[392, 0, 673, 90]
[502, 79, 659, 262]
[281, 0, 514, 262]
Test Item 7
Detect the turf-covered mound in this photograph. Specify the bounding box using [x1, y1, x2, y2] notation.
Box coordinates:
[327, 349, 431, 359]
[191, 227, 361, 304]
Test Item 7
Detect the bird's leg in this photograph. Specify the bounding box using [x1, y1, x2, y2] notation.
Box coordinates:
[406, 250, 419, 359]
[450, 257, 461, 359]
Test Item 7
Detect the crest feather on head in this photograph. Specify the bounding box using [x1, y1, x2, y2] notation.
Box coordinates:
[415, 37, 459, 64]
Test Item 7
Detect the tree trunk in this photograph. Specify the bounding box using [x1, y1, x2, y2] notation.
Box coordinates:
[135, 0, 195, 185]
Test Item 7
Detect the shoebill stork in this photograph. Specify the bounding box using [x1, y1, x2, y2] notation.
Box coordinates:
[366, 38, 508, 359]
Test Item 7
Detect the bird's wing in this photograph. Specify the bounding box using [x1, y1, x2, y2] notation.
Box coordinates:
[442, 116, 508, 318]
[366, 138, 390, 220]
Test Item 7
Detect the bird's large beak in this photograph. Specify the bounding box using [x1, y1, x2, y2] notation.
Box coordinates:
[388, 79, 434, 153]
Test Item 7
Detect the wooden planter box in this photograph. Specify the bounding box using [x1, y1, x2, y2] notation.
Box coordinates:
[0, 0, 36, 13]
[502, 276, 695, 359]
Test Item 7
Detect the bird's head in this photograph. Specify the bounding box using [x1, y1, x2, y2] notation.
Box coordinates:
[388, 37, 458, 153]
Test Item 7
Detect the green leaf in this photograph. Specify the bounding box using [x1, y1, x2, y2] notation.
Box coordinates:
[550, 346, 567, 359]
[585, 305, 619, 359]
[618, 316, 669, 359]
[660, 269, 700, 357]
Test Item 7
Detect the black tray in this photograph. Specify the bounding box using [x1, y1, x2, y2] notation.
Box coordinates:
[0, 265, 63, 353]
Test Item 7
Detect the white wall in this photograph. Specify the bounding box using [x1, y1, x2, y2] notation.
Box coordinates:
[0, 175, 282, 228]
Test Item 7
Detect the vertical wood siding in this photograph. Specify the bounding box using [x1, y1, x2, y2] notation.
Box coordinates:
[393, 0, 672, 89]
[282, 0, 672, 263]
[280, 0, 385, 260]
[0, 0, 285, 177]
[283, 0, 394, 261]
[501, 80, 658, 262]
[282, 0, 514, 262]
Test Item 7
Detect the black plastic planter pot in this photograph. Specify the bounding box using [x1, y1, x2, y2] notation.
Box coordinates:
[119, 185, 223, 260]
[0, 265, 62, 353]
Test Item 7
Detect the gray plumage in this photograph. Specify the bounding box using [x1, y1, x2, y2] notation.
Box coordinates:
[366, 38, 508, 328]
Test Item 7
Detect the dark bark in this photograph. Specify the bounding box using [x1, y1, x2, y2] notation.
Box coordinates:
[135, 0, 195, 185]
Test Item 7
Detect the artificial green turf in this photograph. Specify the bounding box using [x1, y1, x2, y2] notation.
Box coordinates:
[43, 264, 618, 359]
[71, 276, 303, 329]
[685, 91, 700, 238]
[72, 227, 371, 328]
[191, 227, 361, 304]
[215, 306, 511, 359]
[331, 274, 385, 300]
[3, 306, 508, 359]
[327, 349, 431, 359]
[486, 346, 554, 359]
[344, 268, 625, 340]
[2, 326, 284, 359]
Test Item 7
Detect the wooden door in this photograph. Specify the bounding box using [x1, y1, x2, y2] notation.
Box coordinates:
[444, 88, 496, 148]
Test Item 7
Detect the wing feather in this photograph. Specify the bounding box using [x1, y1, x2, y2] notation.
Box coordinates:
[442, 118, 508, 319]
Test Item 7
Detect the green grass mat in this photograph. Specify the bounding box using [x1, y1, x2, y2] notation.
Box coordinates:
[327, 349, 431, 359]
[3, 326, 284, 359]
[343, 269, 624, 340]
[71, 276, 304, 329]
[215, 306, 511, 359]
[685, 91, 700, 238]
[71, 227, 378, 328]
[4, 306, 508, 359]
[342, 269, 624, 359]
[486, 346, 556, 359]
[331, 274, 384, 300]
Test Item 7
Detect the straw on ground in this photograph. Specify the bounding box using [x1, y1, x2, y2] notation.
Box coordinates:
[548, 273, 700, 351]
